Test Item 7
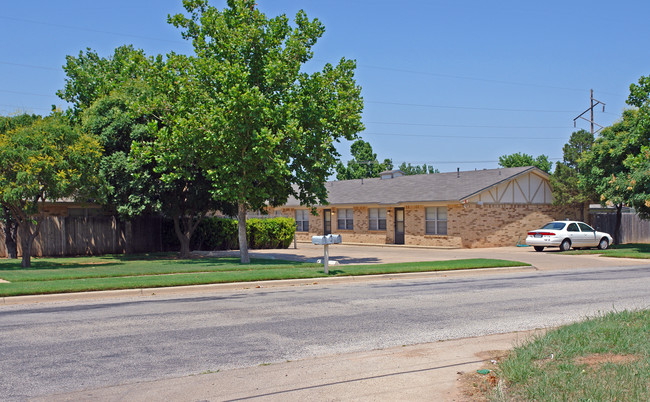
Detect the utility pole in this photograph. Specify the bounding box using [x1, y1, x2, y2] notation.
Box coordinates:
[573, 89, 606, 134]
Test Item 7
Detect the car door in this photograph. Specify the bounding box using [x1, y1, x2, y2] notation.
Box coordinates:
[566, 222, 582, 247]
[578, 222, 598, 247]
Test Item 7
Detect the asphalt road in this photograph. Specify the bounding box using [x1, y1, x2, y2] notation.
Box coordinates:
[1, 265, 649, 400]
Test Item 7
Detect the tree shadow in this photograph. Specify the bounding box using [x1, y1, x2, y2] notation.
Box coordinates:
[0, 259, 125, 271]
[0, 252, 317, 271]
[326, 255, 382, 264]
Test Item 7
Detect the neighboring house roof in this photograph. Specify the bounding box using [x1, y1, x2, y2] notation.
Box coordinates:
[285, 166, 548, 207]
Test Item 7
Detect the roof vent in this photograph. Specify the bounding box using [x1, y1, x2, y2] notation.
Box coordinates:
[379, 169, 405, 180]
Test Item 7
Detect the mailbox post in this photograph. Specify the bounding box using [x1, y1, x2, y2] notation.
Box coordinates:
[311, 234, 342, 274]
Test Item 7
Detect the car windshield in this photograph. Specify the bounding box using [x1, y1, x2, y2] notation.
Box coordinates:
[541, 222, 566, 230]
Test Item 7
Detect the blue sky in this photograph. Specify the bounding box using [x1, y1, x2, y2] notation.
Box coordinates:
[2, 0, 649, 172]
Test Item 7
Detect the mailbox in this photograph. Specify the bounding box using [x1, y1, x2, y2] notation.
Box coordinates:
[312, 234, 342, 245]
[311, 234, 341, 274]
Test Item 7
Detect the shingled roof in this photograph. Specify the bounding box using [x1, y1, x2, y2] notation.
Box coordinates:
[285, 166, 547, 207]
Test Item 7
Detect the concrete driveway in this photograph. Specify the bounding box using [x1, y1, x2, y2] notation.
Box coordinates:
[242, 242, 644, 271]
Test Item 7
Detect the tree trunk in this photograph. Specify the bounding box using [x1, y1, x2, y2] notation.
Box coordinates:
[614, 204, 623, 245]
[238, 202, 249, 264]
[21, 239, 32, 268]
[19, 221, 37, 268]
[173, 215, 191, 259]
[3, 207, 18, 259]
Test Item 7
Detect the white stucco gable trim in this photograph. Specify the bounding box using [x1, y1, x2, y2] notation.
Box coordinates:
[462, 169, 553, 205]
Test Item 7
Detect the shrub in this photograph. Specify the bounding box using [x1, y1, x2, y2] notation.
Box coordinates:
[162, 216, 296, 251]
[247, 217, 296, 249]
[193, 217, 239, 250]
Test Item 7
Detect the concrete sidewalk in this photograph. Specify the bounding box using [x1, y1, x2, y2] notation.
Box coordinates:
[243, 243, 644, 272]
[37, 330, 543, 402]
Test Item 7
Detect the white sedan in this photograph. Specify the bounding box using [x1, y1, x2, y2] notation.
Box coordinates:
[526, 221, 613, 252]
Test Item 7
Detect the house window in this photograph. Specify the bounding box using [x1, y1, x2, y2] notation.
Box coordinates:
[368, 208, 387, 230]
[337, 208, 354, 230]
[425, 207, 447, 235]
[295, 210, 309, 232]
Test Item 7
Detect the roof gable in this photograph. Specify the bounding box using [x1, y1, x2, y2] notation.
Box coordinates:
[286, 166, 550, 207]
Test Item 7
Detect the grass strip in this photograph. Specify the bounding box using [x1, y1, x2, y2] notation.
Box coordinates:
[564, 243, 650, 259]
[0, 257, 527, 297]
[0, 256, 317, 282]
[493, 309, 650, 401]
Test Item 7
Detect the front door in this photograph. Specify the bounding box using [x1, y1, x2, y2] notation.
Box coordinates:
[323, 209, 331, 235]
[394, 208, 405, 244]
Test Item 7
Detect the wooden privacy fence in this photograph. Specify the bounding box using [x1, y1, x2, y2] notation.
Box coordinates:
[0, 215, 163, 258]
[591, 212, 650, 244]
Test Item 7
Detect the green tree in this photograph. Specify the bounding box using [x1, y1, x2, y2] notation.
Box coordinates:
[0, 113, 102, 267]
[624, 146, 650, 219]
[60, 45, 232, 258]
[623, 75, 650, 219]
[80, 86, 158, 217]
[398, 162, 439, 175]
[59, 45, 162, 217]
[58, 45, 155, 120]
[336, 140, 392, 180]
[133, 53, 236, 257]
[0, 114, 40, 259]
[169, 0, 364, 263]
[550, 129, 596, 220]
[498, 152, 553, 173]
[579, 110, 641, 244]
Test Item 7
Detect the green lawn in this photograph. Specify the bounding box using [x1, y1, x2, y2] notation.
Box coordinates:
[492, 309, 649, 401]
[565, 243, 650, 258]
[0, 254, 528, 297]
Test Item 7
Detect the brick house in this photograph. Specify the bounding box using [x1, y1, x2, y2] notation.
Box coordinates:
[276, 166, 582, 248]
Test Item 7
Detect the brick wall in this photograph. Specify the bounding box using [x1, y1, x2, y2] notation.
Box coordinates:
[332, 206, 390, 244]
[450, 203, 583, 248]
[281, 203, 582, 248]
[403, 205, 462, 247]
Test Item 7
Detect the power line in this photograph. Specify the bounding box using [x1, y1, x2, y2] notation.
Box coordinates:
[364, 121, 570, 129]
[0, 85, 591, 115]
[0, 16, 185, 45]
[343, 158, 563, 165]
[0, 89, 57, 98]
[0, 86, 591, 119]
[359, 64, 584, 91]
[366, 100, 579, 113]
[0, 103, 52, 112]
[0, 15, 628, 99]
[362, 132, 566, 140]
[355, 63, 626, 97]
[0, 61, 60, 71]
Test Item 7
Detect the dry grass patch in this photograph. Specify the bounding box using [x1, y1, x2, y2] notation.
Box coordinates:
[574, 353, 639, 369]
[456, 350, 508, 401]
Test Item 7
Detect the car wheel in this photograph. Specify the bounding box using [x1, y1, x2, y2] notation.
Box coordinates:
[598, 238, 609, 250]
[560, 239, 571, 252]
[534, 246, 544, 252]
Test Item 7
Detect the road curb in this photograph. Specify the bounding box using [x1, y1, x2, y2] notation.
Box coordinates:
[1, 265, 535, 305]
